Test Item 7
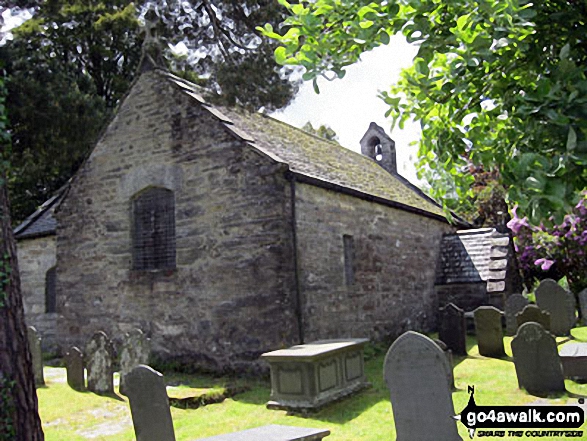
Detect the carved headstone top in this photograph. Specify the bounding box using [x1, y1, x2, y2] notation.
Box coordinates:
[511, 322, 565, 395]
[85, 331, 114, 394]
[120, 328, 151, 396]
[474, 306, 505, 358]
[535, 279, 575, 336]
[504, 294, 529, 336]
[383, 331, 462, 441]
[126, 365, 176, 441]
[516, 305, 551, 331]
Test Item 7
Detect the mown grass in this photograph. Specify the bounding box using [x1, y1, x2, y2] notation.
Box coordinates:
[38, 328, 587, 440]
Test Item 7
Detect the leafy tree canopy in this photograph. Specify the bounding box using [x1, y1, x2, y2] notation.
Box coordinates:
[2, 0, 300, 222]
[261, 0, 587, 226]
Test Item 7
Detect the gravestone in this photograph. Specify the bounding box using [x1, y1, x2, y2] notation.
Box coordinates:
[119, 328, 151, 395]
[65, 346, 85, 391]
[516, 305, 551, 331]
[473, 306, 505, 357]
[504, 294, 529, 336]
[384, 331, 462, 441]
[511, 322, 565, 394]
[578, 289, 587, 326]
[433, 338, 455, 390]
[438, 303, 467, 355]
[125, 365, 176, 441]
[85, 331, 114, 394]
[27, 326, 44, 386]
[535, 278, 575, 336]
[559, 343, 587, 381]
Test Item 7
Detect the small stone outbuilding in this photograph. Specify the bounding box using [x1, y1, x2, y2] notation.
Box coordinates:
[16, 64, 474, 370]
[434, 228, 522, 311]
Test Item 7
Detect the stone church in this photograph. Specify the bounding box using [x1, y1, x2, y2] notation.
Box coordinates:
[15, 64, 519, 371]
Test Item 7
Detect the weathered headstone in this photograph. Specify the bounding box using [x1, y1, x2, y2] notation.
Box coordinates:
[384, 331, 462, 441]
[504, 294, 529, 336]
[559, 343, 587, 381]
[65, 346, 85, 391]
[433, 338, 455, 390]
[119, 328, 151, 395]
[473, 306, 505, 357]
[438, 303, 467, 355]
[85, 331, 114, 394]
[578, 288, 587, 326]
[535, 278, 575, 336]
[125, 365, 176, 441]
[27, 326, 44, 386]
[511, 322, 565, 394]
[516, 305, 551, 331]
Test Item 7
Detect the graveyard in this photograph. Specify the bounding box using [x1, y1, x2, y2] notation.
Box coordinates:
[34, 315, 587, 441]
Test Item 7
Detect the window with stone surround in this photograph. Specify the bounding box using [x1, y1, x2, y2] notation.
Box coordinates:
[45, 266, 57, 313]
[343, 235, 355, 286]
[131, 187, 176, 271]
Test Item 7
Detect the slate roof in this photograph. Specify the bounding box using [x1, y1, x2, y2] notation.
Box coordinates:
[15, 69, 464, 240]
[14, 188, 65, 240]
[165, 72, 454, 222]
[435, 228, 512, 292]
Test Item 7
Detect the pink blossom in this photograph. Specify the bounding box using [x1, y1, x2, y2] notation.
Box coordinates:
[507, 206, 529, 234]
[534, 258, 555, 271]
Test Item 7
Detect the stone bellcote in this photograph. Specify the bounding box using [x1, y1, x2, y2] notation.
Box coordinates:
[360, 122, 397, 175]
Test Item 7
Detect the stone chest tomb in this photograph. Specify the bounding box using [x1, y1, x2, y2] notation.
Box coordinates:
[261, 339, 369, 411]
[15, 63, 488, 371]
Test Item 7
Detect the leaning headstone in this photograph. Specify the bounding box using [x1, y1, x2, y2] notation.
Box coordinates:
[438, 303, 467, 355]
[65, 346, 85, 391]
[384, 331, 462, 441]
[516, 305, 551, 331]
[511, 322, 565, 394]
[27, 326, 44, 386]
[505, 294, 529, 336]
[85, 331, 114, 394]
[126, 365, 176, 441]
[119, 329, 151, 395]
[535, 278, 575, 336]
[474, 306, 505, 357]
[578, 289, 587, 326]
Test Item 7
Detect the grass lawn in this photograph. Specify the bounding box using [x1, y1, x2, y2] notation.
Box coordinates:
[38, 328, 587, 440]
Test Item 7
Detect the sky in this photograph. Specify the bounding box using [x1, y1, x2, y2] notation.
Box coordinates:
[271, 34, 422, 184]
[2, 8, 422, 183]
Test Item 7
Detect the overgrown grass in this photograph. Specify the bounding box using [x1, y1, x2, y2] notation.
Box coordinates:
[38, 329, 587, 440]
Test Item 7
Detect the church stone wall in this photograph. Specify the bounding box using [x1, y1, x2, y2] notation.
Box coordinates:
[294, 182, 453, 343]
[55, 71, 298, 372]
[17, 235, 57, 350]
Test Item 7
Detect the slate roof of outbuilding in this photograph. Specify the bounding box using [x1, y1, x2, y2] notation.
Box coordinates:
[435, 228, 512, 292]
[13, 188, 65, 240]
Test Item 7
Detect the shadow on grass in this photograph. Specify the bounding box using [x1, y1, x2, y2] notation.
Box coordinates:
[229, 352, 391, 424]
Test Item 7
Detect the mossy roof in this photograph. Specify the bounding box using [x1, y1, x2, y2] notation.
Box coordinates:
[164, 72, 449, 220]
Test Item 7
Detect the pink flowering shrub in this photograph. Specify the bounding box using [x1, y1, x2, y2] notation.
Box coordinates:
[508, 193, 587, 294]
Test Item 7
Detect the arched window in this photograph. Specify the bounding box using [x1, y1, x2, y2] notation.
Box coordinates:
[45, 266, 57, 313]
[132, 187, 176, 271]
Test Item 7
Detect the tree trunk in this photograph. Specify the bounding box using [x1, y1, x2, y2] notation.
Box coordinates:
[0, 182, 44, 440]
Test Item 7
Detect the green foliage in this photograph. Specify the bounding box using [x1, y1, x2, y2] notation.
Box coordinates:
[3, 0, 301, 222]
[302, 121, 338, 142]
[263, 0, 587, 225]
[0, 377, 16, 440]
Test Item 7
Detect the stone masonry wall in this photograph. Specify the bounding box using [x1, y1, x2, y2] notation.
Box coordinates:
[294, 182, 454, 342]
[16, 235, 57, 350]
[55, 71, 298, 372]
